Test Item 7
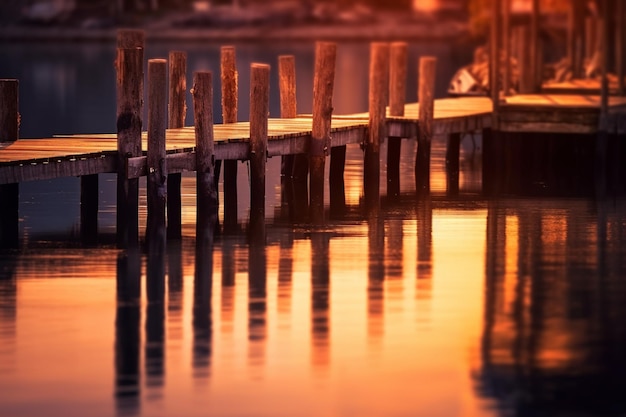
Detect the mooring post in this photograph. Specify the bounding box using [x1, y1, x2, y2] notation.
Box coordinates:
[365, 42, 390, 208]
[116, 30, 144, 248]
[80, 174, 99, 244]
[530, 0, 540, 92]
[570, 0, 586, 78]
[0, 79, 19, 248]
[146, 59, 168, 249]
[387, 41, 407, 200]
[515, 25, 533, 94]
[502, 0, 511, 96]
[249, 63, 270, 239]
[166, 51, 187, 240]
[616, 0, 625, 96]
[279, 55, 297, 175]
[416, 56, 436, 194]
[192, 71, 218, 242]
[585, 16, 597, 64]
[446, 133, 461, 194]
[490, 0, 501, 126]
[310, 42, 337, 224]
[220, 46, 239, 231]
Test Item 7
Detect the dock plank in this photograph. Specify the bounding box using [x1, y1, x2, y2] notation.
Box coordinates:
[1, 95, 625, 185]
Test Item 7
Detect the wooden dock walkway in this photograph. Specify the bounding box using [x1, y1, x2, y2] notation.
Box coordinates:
[0, 97, 495, 185]
[1, 31, 626, 248]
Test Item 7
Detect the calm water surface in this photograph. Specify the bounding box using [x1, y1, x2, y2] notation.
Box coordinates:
[1, 40, 626, 417]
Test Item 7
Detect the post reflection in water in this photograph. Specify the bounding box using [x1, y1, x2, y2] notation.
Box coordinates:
[367, 212, 385, 345]
[193, 217, 216, 380]
[248, 237, 267, 370]
[114, 249, 141, 415]
[0, 256, 17, 376]
[416, 196, 433, 306]
[311, 231, 330, 369]
[145, 241, 166, 391]
[479, 198, 626, 416]
[166, 241, 184, 346]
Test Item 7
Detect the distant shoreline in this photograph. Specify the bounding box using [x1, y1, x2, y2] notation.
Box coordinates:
[0, 20, 469, 43]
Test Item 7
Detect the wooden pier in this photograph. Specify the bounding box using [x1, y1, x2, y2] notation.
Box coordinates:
[1, 28, 626, 248]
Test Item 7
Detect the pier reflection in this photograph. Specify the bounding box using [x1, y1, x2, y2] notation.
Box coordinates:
[248, 236, 267, 370]
[193, 220, 215, 380]
[115, 249, 141, 416]
[0, 255, 17, 375]
[311, 231, 331, 369]
[479, 198, 626, 416]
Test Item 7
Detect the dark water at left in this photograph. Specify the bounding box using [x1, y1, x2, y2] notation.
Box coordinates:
[1, 40, 626, 417]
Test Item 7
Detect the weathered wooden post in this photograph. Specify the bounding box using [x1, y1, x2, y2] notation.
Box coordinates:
[167, 51, 187, 240]
[530, 0, 541, 92]
[490, 0, 501, 124]
[310, 42, 337, 224]
[569, 0, 586, 78]
[146, 59, 168, 248]
[617, 0, 625, 96]
[502, 0, 511, 96]
[278, 55, 308, 219]
[585, 16, 597, 64]
[365, 42, 389, 208]
[116, 30, 144, 248]
[415, 56, 436, 193]
[221, 46, 239, 231]
[80, 173, 98, 244]
[387, 42, 407, 199]
[249, 63, 270, 239]
[515, 25, 533, 94]
[0, 79, 19, 248]
[279, 55, 297, 175]
[445, 133, 461, 194]
[192, 71, 218, 242]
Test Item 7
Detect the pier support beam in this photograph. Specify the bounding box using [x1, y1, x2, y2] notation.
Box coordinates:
[80, 174, 99, 244]
[446, 133, 461, 194]
[365, 42, 390, 209]
[221, 46, 239, 232]
[249, 64, 270, 239]
[416, 56, 436, 194]
[167, 51, 187, 240]
[387, 42, 407, 200]
[310, 42, 337, 224]
[146, 59, 168, 249]
[279, 55, 297, 176]
[192, 71, 218, 242]
[116, 30, 144, 248]
[0, 79, 19, 248]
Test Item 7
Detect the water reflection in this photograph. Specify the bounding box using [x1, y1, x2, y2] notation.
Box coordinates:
[115, 249, 141, 415]
[248, 236, 267, 370]
[311, 231, 330, 369]
[479, 198, 626, 416]
[193, 225, 214, 380]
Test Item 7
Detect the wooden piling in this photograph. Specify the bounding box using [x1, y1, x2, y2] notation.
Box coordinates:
[515, 25, 533, 94]
[117, 29, 145, 49]
[585, 16, 597, 64]
[221, 46, 239, 231]
[116, 33, 143, 248]
[599, 0, 609, 132]
[365, 42, 390, 208]
[0, 79, 19, 248]
[490, 0, 501, 121]
[0, 80, 18, 143]
[569, 0, 586, 78]
[310, 42, 337, 224]
[192, 71, 218, 240]
[416, 56, 436, 193]
[387, 42, 407, 199]
[445, 132, 461, 194]
[279, 55, 297, 176]
[167, 51, 187, 240]
[249, 64, 270, 237]
[80, 174, 99, 244]
[146, 59, 168, 247]
[617, 0, 625, 96]
[530, 0, 540, 93]
[502, 0, 511, 96]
